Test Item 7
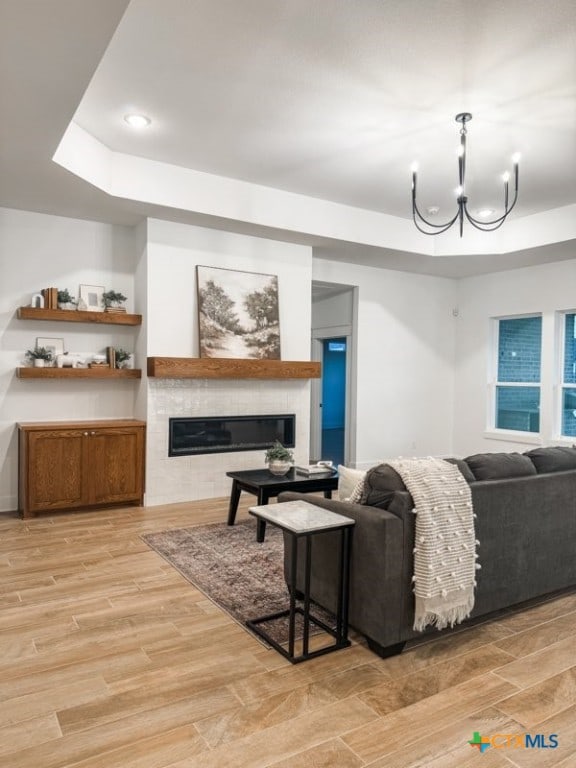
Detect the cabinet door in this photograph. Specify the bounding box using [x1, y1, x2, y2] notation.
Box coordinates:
[86, 427, 145, 506]
[26, 429, 85, 512]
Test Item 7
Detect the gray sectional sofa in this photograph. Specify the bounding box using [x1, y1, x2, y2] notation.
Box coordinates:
[279, 446, 576, 657]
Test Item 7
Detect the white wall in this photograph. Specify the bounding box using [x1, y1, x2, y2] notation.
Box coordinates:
[7, 207, 571, 513]
[0, 207, 139, 512]
[133, 219, 149, 423]
[312, 258, 457, 467]
[146, 220, 312, 359]
[453, 258, 576, 456]
[144, 219, 314, 506]
[312, 289, 354, 330]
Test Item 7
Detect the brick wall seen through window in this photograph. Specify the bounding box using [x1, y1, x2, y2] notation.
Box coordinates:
[495, 316, 542, 433]
[562, 313, 576, 437]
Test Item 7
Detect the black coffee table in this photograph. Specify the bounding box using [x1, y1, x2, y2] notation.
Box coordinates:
[226, 467, 339, 542]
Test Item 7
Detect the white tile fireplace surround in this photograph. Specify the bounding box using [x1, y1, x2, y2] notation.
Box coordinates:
[146, 378, 311, 506]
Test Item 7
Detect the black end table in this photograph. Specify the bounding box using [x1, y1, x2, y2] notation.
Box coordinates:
[226, 467, 339, 542]
[247, 499, 355, 663]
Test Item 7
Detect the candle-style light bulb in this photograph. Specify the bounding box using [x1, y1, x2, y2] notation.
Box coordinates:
[411, 162, 418, 193]
[512, 153, 520, 190]
[503, 169, 510, 208]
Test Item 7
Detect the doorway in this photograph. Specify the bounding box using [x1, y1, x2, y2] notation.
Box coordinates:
[320, 338, 347, 465]
[310, 281, 357, 467]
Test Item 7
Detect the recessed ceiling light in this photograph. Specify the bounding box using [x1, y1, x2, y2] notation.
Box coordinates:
[477, 208, 495, 218]
[124, 114, 151, 129]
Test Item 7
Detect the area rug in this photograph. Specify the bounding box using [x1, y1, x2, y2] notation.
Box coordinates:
[142, 519, 335, 646]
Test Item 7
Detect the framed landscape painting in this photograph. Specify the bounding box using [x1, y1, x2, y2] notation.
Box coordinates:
[196, 266, 280, 359]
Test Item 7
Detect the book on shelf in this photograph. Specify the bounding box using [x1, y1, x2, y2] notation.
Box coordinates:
[41, 287, 58, 309]
[106, 346, 116, 368]
[295, 461, 335, 475]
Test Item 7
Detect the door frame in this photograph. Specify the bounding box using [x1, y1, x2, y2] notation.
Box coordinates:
[311, 325, 354, 465]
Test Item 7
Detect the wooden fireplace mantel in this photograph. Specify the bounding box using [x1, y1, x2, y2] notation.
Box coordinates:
[147, 357, 321, 380]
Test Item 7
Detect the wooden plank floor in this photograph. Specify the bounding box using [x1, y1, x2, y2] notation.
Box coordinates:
[1, 497, 575, 767]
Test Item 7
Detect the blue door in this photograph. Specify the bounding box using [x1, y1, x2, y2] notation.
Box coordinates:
[321, 338, 346, 465]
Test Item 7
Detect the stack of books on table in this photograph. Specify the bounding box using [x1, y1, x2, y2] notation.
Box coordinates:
[295, 462, 335, 476]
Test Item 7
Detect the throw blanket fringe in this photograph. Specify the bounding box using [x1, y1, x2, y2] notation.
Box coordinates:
[387, 457, 477, 632]
[413, 596, 475, 633]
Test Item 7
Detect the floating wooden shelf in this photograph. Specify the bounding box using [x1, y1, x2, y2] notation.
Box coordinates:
[17, 307, 142, 326]
[17, 367, 142, 379]
[147, 357, 321, 380]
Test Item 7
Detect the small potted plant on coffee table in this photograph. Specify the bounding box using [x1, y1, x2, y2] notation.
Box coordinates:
[102, 290, 127, 313]
[25, 346, 53, 368]
[264, 441, 294, 476]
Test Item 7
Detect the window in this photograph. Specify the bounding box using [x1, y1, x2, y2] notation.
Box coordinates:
[560, 312, 576, 437]
[493, 315, 542, 433]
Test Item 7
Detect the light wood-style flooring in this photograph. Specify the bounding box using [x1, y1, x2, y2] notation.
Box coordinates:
[1, 497, 575, 768]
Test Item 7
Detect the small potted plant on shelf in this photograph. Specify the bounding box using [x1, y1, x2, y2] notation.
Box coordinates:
[102, 290, 127, 313]
[264, 441, 294, 476]
[114, 348, 132, 369]
[57, 288, 76, 310]
[25, 346, 53, 368]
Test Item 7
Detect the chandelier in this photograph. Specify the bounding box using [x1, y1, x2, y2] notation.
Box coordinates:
[411, 113, 520, 237]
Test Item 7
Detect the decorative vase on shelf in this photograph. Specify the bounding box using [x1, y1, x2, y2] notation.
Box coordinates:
[58, 302, 76, 310]
[268, 460, 292, 476]
[33, 359, 45, 368]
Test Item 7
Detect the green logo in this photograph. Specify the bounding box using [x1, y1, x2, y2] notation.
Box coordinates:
[469, 732, 491, 754]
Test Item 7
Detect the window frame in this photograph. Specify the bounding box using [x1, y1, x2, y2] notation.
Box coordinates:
[487, 313, 543, 439]
[556, 309, 576, 440]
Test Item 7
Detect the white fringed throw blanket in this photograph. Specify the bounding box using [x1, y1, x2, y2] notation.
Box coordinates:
[387, 457, 478, 632]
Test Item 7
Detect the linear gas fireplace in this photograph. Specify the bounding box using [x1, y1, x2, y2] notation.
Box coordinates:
[169, 414, 295, 457]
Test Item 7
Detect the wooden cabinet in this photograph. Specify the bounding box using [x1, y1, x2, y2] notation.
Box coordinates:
[18, 420, 146, 518]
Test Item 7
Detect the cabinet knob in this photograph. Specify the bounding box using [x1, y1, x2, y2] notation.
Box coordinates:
[90, 431, 96, 435]
[83, 431, 89, 436]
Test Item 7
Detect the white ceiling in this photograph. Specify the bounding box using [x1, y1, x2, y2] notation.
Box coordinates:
[1, 0, 576, 276]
